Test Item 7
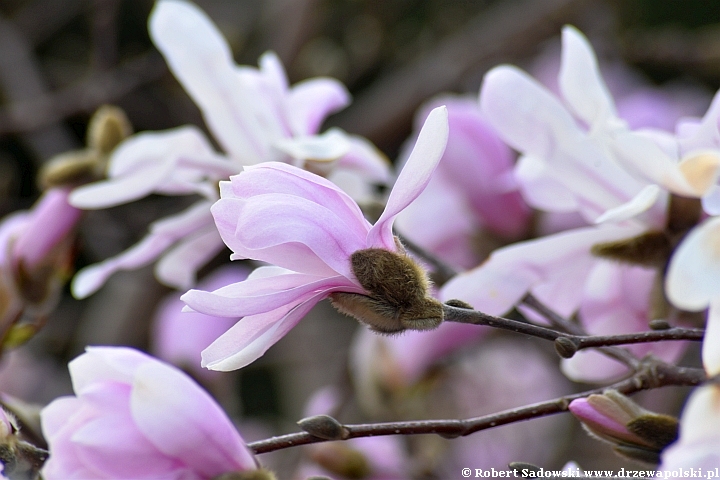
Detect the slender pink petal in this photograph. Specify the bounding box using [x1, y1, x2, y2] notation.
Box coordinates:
[149, 0, 280, 160]
[368, 106, 448, 249]
[69, 160, 177, 209]
[71, 201, 214, 298]
[201, 291, 330, 371]
[440, 225, 644, 316]
[154, 226, 225, 290]
[182, 271, 353, 317]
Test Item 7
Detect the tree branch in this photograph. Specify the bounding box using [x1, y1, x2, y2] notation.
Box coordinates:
[248, 360, 706, 454]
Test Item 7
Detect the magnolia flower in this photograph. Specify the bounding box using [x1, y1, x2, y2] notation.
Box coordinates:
[0, 188, 81, 342]
[181, 106, 449, 371]
[441, 26, 707, 381]
[40, 346, 271, 479]
[395, 95, 530, 269]
[69, 0, 390, 298]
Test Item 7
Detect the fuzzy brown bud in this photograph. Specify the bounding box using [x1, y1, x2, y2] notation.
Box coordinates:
[330, 247, 443, 334]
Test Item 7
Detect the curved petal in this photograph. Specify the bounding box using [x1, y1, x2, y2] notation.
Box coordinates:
[130, 361, 255, 476]
[440, 225, 645, 316]
[201, 291, 329, 371]
[273, 128, 351, 161]
[69, 347, 152, 393]
[154, 225, 225, 290]
[69, 160, 177, 209]
[212, 193, 367, 277]
[149, 0, 280, 160]
[593, 184, 661, 224]
[368, 106, 448, 250]
[71, 202, 213, 298]
[181, 272, 354, 317]
[558, 26, 617, 127]
[227, 162, 369, 227]
[287, 77, 351, 135]
[514, 155, 579, 212]
[666, 216, 720, 311]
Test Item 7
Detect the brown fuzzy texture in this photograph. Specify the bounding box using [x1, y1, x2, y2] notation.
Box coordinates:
[591, 231, 671, 267]
[626, 414, 679, 449]
[329, 248, 443, 334]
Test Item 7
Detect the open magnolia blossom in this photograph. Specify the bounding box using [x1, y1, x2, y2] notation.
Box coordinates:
[439, 26, 712, 382]
[68, 0, 390, 299]
[180, 106, 449, 371]
[40, 347, 270, 480]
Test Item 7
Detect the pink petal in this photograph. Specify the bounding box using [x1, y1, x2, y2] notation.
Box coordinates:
[71, 201, 214, 298]
[287, 77, 351, 135]
[368, 106, 448, 250]
[13, 188, 81, 270]
[335, 134, 393, 184]
[69, 160, 177, 209]
[149, 0, 281, 160]
[202, 291, 329, 371]
[273, 128, 351, 161]
[212, 194, 367, 277]
[130, 361, 255, 475]
[440, 224, 644, 316]
[68, 347, 152, 394]
[181, 272, 353, 317]
[155, 225, 225, 290]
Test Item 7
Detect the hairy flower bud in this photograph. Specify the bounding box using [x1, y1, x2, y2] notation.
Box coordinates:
[330, 248, 444, 334]
[569, 390, 678, 463]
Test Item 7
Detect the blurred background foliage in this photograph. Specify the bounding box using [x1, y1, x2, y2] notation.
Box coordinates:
[0, 0, 719, 474]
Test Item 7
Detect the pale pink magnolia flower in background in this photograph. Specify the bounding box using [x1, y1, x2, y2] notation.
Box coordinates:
[395, 95, 531, 270]
[562, 262, 685, 383]
[180, 106, 448, 371]
[440, 26, 712, 382]
[69, 0, 390, 299]
[0, 188, 81, 330]
[41, 346, 265, 480]
[351, 323, 488, 413]
[151, 264, 250, 380]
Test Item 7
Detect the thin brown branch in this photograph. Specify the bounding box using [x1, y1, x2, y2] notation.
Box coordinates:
[442, 305, 704, 357]
[248, 360, 706, 454]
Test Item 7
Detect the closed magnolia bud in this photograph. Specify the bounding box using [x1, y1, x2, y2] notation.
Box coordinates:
[297, 415, 349, 440]
[569, 390, 678, 464]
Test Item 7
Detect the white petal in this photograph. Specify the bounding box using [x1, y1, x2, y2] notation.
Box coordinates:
[154, 226, 225, 290]
[558, 26, 617, 127]
[273, 128, 351, 161]
[703, 300, 720, 377]
[666, 217, 720, 311]
[594, 184, 661, 223]
[514, 155, 578, 212]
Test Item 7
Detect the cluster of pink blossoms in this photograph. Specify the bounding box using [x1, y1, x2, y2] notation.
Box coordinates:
[3, 0, 720, 476]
